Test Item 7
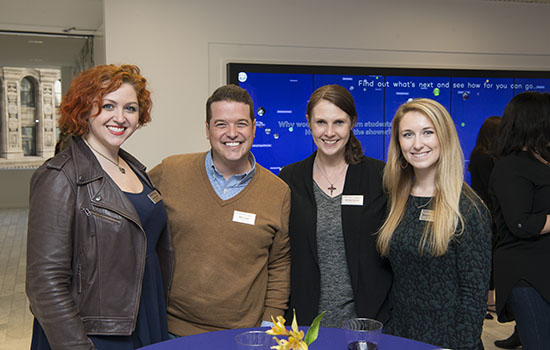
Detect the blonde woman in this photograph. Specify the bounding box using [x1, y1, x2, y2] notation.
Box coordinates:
[377, 99, 491, 350]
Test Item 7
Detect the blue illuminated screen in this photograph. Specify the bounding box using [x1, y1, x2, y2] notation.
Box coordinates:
[228, 64, 550, 183]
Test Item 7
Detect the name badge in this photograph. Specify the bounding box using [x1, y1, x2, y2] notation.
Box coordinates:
[341, 195, 364, 206]
[147, 190, 162, 204]
[419, 209, 434, 222]
[233, 210, 256, 225]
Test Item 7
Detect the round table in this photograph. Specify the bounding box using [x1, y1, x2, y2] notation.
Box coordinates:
[138, 327, 440, 349]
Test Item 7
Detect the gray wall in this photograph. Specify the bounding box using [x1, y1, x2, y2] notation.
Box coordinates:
[0, 169, 33, 208]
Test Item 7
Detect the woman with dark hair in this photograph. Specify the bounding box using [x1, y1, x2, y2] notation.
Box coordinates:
[489, 91, 550, 349]
[278, 84, 392, 327]
[469, 116, 501, 209]
[468, 116, 501, 320]
[26, 64, 173, 350]
[378, 98, 491, 349]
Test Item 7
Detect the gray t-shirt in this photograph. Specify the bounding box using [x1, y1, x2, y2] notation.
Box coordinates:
[314, 182, 356, 328]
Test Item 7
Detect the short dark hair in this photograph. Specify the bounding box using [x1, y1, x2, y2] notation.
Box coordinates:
[206, 84, 254, 123]
[494, 91, 550, 162]
[306, 84, 365, 164]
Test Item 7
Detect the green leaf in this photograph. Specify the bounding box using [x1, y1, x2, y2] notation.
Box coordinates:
[304, 311, 325, 345]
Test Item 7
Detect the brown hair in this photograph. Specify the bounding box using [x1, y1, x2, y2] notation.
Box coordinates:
[471, 116, 501, 155]
[306, 84, 365, 164]
[58, 64, 152, 136]
[206, 84, 254, 124]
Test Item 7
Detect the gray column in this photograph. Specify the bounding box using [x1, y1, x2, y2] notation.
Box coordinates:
[1, 68, 23, 159]
[38, 69, 60, 157]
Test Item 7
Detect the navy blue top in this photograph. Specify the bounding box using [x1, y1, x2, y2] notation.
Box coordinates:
[31, 177, 170, 349]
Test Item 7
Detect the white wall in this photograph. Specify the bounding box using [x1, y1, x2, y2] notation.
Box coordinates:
[103, 0, 550, 169]
[3, 0, 549, 208]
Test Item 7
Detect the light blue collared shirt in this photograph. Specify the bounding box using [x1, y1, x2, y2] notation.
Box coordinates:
[205, 150, 256, 200]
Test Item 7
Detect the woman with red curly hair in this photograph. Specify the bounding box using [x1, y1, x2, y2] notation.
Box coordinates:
[26, 64, 174, 350]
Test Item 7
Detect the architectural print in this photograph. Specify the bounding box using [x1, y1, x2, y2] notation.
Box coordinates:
[0, 67, 61, 169]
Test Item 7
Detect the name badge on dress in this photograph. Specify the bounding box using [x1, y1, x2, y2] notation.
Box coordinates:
[341, 195, 364, 206]
[419, 209, 434, 222]
[233, 210, 256, 225]
[147, 190, 162, 204]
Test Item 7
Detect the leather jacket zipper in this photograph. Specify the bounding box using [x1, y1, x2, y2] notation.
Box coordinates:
[88, 203, 147, 331]
[81, 207, 121, 224]
[77, 264, 82, 294]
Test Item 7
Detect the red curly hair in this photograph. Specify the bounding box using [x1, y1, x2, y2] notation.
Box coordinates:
[58, 64, 152, 136]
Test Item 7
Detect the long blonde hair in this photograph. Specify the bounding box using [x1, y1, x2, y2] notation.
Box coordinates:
[377, 98, 479, 257]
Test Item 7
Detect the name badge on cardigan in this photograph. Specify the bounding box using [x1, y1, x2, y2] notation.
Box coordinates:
[147, 190, 162, 204]
[341, 195, 364, 206]
[233, 210, 256, 225]
[419, 209, 434, 222]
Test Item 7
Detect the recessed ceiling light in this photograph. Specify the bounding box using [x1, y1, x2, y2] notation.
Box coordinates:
[29, 58, 43, 62]
[27, 40, 44, 44]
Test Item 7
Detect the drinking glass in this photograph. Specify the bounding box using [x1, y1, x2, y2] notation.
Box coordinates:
[342, 318, 383, 350]
[234, 330, 274, 350]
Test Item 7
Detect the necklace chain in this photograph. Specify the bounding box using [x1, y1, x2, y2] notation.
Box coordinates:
[412, 195, 432, 209]
[314, 159, 347, 196]
[84, 139, 126, 174]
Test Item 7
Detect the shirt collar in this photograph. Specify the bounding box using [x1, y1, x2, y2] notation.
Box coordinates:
[205, 150, 256, 183]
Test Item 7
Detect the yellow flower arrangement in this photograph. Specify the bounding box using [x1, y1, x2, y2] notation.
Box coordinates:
[266, 310, 325, 350]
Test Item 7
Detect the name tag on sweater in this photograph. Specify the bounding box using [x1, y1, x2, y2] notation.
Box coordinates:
[341, 195, 364, 206]
[419, 209, 434, 222]
[233, 210, 256, 225]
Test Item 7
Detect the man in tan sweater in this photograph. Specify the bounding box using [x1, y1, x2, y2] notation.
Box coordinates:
[149, 85, 291, 336]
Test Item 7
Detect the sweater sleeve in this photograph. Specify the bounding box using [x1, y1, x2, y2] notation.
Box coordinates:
[263, 187, 291, 320]
[454, 202, 492, 350]
[491, 160, 547, 238]
[26, 166, 95, 350]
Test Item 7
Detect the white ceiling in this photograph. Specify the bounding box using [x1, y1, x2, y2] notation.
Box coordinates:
[0, 0, 103, 69]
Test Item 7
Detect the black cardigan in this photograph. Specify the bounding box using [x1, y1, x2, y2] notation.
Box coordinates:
[489, 151, 550, 321]
[278, 152, 392, 325]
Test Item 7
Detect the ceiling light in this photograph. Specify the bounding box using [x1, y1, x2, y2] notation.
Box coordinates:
[27, 40, 44, 44]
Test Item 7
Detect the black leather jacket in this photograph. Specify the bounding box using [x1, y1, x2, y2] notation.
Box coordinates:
[26, 136, 174, 350]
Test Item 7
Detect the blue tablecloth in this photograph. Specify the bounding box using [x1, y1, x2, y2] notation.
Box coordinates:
[138, 327, 440, 349]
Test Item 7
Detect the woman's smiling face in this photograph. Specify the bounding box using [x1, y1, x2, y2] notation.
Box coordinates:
[398, 110, 441, 175]
[308, 99, 351, 159]
[86, 83, 139, 153]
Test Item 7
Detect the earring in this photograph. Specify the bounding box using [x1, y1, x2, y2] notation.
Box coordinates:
[400, 160, 409, 169]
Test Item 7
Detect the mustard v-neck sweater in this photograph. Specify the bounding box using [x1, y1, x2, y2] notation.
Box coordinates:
[149, 152, 290, 336]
